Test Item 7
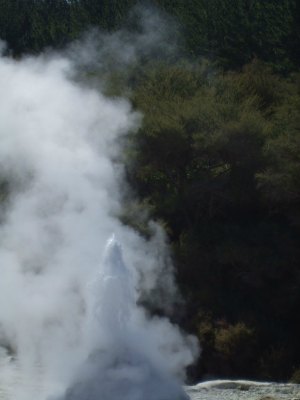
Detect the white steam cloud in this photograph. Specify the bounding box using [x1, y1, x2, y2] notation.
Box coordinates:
[0, 13, 197, 400]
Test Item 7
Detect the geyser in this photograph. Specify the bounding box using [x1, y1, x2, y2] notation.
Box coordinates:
[56, 236, 189, 400]
[0, 38, 197, 400]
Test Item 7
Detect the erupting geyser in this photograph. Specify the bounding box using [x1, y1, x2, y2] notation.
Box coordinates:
[0, 39, 197, 400]
[56, 235, 189, 400]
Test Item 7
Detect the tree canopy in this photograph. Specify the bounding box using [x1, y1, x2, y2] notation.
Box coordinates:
[0, 0, 299, 72]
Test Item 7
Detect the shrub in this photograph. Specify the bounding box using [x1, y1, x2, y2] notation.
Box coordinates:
[215, 322, 255, 358]
[290, 368, 300, 383]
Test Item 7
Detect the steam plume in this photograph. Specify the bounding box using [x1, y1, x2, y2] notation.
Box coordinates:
[0, 12, 197, 399]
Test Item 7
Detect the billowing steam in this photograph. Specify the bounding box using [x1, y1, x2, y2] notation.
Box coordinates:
[0, 13, 197, 400]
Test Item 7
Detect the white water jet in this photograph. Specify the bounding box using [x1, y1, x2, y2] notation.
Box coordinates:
[55, 235, 189, 400]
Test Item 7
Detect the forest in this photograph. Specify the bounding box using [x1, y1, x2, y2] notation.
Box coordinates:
[0, 0, 300, 383]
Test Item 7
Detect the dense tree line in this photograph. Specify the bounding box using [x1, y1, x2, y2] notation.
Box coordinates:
[125, 61, 300, 381]
[156, 0, 300, 72]
[1, 0, 300, 382]
[0, 0, 135, 54]
[0, 0, 299, 72]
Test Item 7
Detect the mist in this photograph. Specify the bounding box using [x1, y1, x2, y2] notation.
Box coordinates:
[0, 10, 197, 400]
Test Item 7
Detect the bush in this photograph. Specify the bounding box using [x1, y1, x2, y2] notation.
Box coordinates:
[290, 368, 300, 383]
[215, 322, 254, 357]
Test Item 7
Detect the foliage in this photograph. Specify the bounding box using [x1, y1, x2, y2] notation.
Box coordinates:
[290, 368, 300, 383]
[155, 0, 299, 72]
[196, 316, 257, 378]
[127, 60, 300, 381]
[0, 0, 135, 55]
[0, 0, 299, 72]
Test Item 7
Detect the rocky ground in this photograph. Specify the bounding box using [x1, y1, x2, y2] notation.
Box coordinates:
[1, 358, 300, 400]
[186, 380, 300, 400]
